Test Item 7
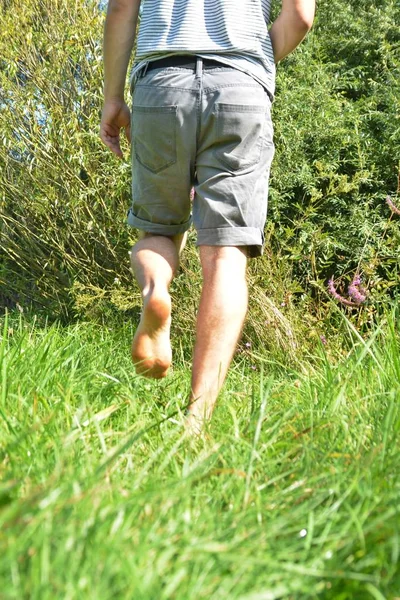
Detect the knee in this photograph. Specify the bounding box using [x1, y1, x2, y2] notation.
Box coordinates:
[199, 245, 248, 280]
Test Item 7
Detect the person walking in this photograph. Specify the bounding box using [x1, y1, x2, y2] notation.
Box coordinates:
[100, 0, 315, 431]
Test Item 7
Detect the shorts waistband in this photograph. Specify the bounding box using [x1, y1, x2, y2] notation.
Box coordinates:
[144, 56, 226, 73]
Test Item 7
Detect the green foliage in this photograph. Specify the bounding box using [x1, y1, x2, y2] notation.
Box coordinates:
[0, 0, 399, 333]
[0, 0, 134, 318]
[270, 0, 400, 299]
[1, 312, 400, 597]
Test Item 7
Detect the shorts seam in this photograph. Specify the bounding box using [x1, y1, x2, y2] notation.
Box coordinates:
[134, 84, 198, 92]
[195, 81, 202, 159]
[203, 83, 265, 93]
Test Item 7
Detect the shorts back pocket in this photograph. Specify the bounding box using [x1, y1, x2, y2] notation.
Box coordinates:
[132, 105, 177, 173]
[214, 103, 267, 172]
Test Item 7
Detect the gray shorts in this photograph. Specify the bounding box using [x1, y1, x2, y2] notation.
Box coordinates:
[128, 57, 275, 257]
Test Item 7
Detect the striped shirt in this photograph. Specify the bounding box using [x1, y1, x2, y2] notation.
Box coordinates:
[131, 0, 276, 98]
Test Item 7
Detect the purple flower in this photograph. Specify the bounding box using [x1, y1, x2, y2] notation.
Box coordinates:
[348, 275, 367, 305]
[386, 195, 400, 216]
[329, 275, 368, 307]
[245, 342, 252, 349]
[328, 278, 357, 307]
[320, 335, 327, 345]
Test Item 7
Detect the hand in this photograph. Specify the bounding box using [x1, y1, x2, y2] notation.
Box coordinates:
[100, 99, 131, 159]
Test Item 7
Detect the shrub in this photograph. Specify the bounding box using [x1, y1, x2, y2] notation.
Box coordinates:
[269, 0, 400, 304]
[0, 0, 398, 344]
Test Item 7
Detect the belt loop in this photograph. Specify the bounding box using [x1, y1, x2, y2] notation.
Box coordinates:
[141, 61, 149, 78]
[196, 57, 203, 78]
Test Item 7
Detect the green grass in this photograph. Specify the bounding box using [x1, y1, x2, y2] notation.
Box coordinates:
[1, 311, 399, 599]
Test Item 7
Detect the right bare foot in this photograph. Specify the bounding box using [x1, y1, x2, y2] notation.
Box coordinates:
[184, 411, 205, 436]
[184, 395, 214, 436]
[131, 290, 172, 379]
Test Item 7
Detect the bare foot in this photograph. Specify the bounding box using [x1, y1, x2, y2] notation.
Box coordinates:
[131, 290, 172, 378]
[184, 411, 204, 436]
[184, 399, 212, 436]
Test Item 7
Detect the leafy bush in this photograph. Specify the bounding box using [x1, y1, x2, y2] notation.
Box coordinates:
[269, 0, 400, 302]
[0, 0, 133, 319]
[0, 0, 399, 342]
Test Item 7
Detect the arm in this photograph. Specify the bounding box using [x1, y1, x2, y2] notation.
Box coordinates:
[100, 0, 141, 158]
[269, 0, 315, 64]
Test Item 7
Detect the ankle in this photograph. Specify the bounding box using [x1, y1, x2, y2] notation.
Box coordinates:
[142, 284, 171, 301]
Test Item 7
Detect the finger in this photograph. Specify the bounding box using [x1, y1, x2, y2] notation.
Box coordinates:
[108, 140, 123, 158]
[101, 132, 123, 158]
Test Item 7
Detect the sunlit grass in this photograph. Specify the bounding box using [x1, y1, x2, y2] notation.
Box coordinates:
[1, 311, 399, 599]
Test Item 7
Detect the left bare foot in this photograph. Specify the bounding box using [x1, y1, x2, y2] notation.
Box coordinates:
[131, 289, 172, 378]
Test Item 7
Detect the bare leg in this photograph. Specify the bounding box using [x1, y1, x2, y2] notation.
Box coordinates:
[186, 246, 248, 431]
[130, 233, 186, 378]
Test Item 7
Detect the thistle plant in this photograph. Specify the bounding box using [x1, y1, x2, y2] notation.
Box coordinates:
[347, 275, 367, 304]
[328, 275, 368, 307]
[386, 195, 400, 216]
[328, 190, 400, 309]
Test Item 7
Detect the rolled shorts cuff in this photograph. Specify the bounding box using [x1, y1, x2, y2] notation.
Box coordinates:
[196, 227, 264, 257]
[127, 208, 192, 236]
